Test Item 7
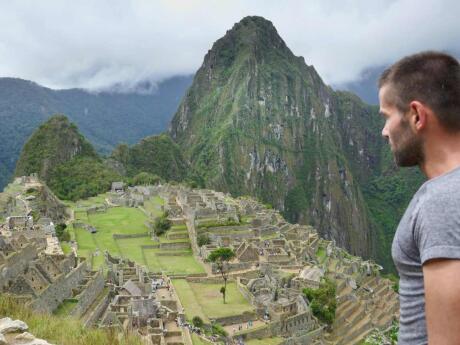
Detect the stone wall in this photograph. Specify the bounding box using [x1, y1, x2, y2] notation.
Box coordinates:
[30, 260, 88, 313]
[70, 270, 105, 317]
[159, 242, 190, 250]
[211, 262, 252, 274]
[83, 291, 111, 327]
[213, 311, 256, 326]
[280, 327, 324, 345]
[113, 233, 149, 239]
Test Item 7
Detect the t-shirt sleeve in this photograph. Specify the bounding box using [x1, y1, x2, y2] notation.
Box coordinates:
[415, 194, 460, 264]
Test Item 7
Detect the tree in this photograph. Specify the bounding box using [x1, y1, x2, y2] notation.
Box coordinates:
[207, 247, 235, 304]
[192, 316, 204, 328]
[56, 223, 70, 242]
[154, 213, 172, 236]
[132, 172, 161, 186]
[303, 277, 337, 325]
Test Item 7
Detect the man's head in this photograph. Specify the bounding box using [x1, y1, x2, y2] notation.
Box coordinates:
[378, 51, 460, 167]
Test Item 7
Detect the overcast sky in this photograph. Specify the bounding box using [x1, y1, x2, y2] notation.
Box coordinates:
[0, 0, 459, 91]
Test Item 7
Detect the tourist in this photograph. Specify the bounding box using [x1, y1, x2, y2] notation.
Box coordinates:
[379, 51, 460, 344]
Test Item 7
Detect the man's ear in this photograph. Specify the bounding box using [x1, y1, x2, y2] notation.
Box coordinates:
[409, 101, 427, 132]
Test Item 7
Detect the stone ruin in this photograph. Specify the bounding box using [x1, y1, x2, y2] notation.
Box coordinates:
[156, 184, 400, 345]
[0, 234, 105, 316]
[99, 253, 189, 345]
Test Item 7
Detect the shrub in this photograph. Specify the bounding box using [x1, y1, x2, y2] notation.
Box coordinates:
[197, 234, 211, 247]
[154, 213, 172, 236]
[211, 323, 227, 337]
[192, 316, 204, 328]
[303, 277, 337, 325]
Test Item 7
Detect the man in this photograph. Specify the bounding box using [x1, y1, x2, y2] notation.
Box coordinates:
[379, 51, 460, 344]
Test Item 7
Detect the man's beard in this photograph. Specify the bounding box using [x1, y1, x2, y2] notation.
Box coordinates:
[392, 120, 424, 167]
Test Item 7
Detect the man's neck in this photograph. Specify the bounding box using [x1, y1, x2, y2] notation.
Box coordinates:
[420, 132, 460, 179]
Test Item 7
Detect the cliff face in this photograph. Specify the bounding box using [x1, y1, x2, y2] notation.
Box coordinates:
[169, 16, 386, 257]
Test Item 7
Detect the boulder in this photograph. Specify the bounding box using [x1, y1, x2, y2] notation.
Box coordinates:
[15, 332, 54, 345]
[0, 333, 6, 345]
[0, 318, 28, 334]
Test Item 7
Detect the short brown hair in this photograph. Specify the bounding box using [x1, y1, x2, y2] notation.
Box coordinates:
[379, 51, 460, 131]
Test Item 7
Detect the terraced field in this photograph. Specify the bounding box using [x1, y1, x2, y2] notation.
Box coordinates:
[172, 279, 254, 322]
[71, 195, 204, 274]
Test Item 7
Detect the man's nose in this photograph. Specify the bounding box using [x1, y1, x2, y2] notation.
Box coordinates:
[381, 123, 389, 139]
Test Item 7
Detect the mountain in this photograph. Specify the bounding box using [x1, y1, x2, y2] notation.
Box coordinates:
[169, 16, 423, 266]
[110, 134, 201, 185]
[0, 75, 193, 190]
[334, 66, 386, 105]
[15, 115, 120, 201]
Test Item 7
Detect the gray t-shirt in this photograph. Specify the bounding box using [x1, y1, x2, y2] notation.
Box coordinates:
[392, 165, 460, 344]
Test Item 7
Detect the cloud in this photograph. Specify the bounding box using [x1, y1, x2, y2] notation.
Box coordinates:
[0, 0, 458, 89]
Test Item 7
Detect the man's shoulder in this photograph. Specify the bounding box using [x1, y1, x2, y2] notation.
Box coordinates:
[420, 168, 460, 203]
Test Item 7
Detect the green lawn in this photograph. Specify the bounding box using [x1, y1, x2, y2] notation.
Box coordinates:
[73, 207, 150, 269]
[172, 280, 253, 322]
[143, 249, 205, 275]
[53, 299, 78, 316]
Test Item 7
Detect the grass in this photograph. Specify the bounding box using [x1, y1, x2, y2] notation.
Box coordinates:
[72, 207, 149, 269]
[65, 193, 110, 211]
[191, 333, 213, 345]
[143, 196, 165, 218]
[172, 280, 253, 322]
[246, 337, 283, 345]
[143, 249, 205, 275]
[316, 246, 326, 264]
[69, 196, 204, 274]
[0, 295, 142, 345]
[53, 299, 78, 316]
[61, 242, 72, 255]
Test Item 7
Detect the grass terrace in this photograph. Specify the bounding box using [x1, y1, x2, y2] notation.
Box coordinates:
[65, 193, 110, 211]
[143, 196, 165, 218]
[72, 207, 149, 269]
[70, 196, 204, 274]
[172, 279, 254, 322]
[143, 249, 205, 275]
[246, 337, 284, 345]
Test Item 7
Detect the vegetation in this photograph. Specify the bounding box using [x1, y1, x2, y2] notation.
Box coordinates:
[131, 172, 161, 186]
[0, 294, 142, 345]
[303, 278, 337, 325]
[192, 316, 204, 328]
[14, 115, 122, 201]
[153, 212, 172, 236]
[73, 207, 150, 269]
[0, 75, 192, 191]
[56, 223, 70, 242]
[197, 233, 211, 247]
[361, 320, 398, 345]
[111, 134, 203, 186]
[207, 247, 236, 304]
[172, 280, 253, 321]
